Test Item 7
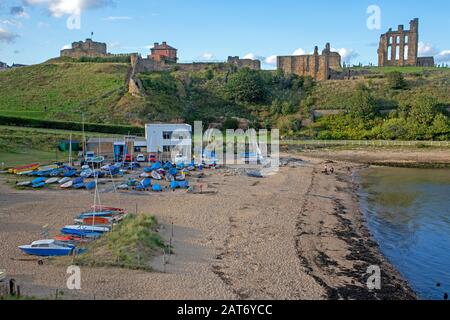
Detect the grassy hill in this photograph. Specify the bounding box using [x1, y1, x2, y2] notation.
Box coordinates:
[0, 60, 449, 140]
[0, 61, 143, 124]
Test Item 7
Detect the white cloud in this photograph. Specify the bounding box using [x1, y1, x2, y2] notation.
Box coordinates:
[0, 19, 23, 28]
[292, 48, 306, 56]
[103, 16, 132, 21]
[436, 50, 450, 63]
[243, 53, 258, 60]
[108, 41, 121, 48]
[418, 42, 438, 56]
[201, 52, 214, 60]
[0, 27, 19, 43]
[23, 0, 113, 17]
[61, 44, 71, 50]
[333, 47, 359, 64]
[265, 55, 277, 65]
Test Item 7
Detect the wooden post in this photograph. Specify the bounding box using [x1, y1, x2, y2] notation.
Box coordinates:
[9, 279, 16, 296]
[16, 286, 20, 298]
[135, 203, 138, 215]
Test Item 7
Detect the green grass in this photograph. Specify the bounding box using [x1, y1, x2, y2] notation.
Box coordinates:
[0, 62, 130, 124]
[311, 68, 450, 110]
[0, 125, 121, 167]
[61, 214, 167, 271]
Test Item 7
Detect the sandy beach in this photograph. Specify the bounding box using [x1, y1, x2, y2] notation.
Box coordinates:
[0, 154, 416, 300]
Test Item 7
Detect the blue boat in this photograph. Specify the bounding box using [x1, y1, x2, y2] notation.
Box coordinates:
[73, 183, 85, 189]
[178, 181, 189, 189]
[152, 184, 163, 192]
[170, 181, 179, 190]
[32, 182, 46, 188]
[86, 181, 96, 190]
[64, 170, 77, 177]
[61, 225, 109, 238]
[169, 168, 178, 176]
[19, 239, 82, 257]
[163, 162, 173, 170]
[32, 177, 45, 185]
[72, 177, 84, 185]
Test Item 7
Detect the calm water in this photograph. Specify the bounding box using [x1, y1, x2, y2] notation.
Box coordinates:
[358, 167, 450, 300]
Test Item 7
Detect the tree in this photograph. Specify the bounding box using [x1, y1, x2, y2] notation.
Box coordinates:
[345, 84, 378, 120]
[386, 71, 407, 90]
[222, 117, 240, 130]
[225, 68, 267, 104]
[408, 95, 438, 126]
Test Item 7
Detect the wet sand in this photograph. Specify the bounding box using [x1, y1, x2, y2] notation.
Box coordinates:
[0, 155, 415, 300]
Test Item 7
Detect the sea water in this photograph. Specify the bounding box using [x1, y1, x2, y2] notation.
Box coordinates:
[358, 167, 450, 300]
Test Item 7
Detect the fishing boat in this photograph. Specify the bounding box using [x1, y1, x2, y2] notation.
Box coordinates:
[61, 225, 110, 237]
[58, 177, 71, 184]
[61, 180, 73, 189]
[19, 239, 81, 257]
[16, 181, 32, 187]
[45, 177, 59, 184]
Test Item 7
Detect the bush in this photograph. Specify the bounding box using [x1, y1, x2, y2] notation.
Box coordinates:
[225, 68, 267, 104]
[386, 71, 407, 90]
[0, 115, 144, 135]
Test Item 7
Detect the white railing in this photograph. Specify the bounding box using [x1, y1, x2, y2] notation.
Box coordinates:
[283, 140, 450, 148]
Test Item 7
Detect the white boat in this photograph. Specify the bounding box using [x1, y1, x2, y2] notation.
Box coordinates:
[61, 181, 73, 189]
[45, 177, 59, 184]
[151, 171, 162, 180]
[140, 172, 151, 178]
[17, 170, 34, 176]
[16, 181, 32, 187]
[117, 184, 129, 190]
[58, 177, 71, 184]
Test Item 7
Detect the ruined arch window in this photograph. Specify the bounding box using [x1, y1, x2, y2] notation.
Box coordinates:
[389, 37, 393, 45]
[387, 46, 392, 61]
[396, 36, 400, 44]
[404, 45, 409, 60]
[405, 35, 409, 44]
[396, 46, 400, 61]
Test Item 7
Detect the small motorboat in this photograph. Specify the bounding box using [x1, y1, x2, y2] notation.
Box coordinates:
[61, 225, 110, 237]
[45, 177, 59, 184]
[19, 239, 82, 257]
[16, 181, 32, 187]
[61, 180, 73, 189]
[152, 184, 163, 192]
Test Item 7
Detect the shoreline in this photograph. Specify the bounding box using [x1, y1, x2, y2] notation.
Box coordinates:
[0, 154, 421, 300]
[291, 155, 417, 299]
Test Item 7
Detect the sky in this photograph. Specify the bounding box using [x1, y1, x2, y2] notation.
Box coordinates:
[0, 0, 449, 68]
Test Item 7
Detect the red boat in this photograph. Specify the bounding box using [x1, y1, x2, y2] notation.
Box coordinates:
[83, 217, 112, 226]
[91, 205, 127, 214]
[54, 235, 89, 243]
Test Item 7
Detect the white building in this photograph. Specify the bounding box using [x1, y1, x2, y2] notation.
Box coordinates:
[145, 123, 192, 159]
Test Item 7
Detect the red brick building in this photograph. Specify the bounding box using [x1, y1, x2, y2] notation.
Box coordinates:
[149, 42, 178, 63]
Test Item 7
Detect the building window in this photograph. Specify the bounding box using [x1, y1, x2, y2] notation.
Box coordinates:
[405, 35, 409, 44]
[395, 46, 400, 61]
[404, 45, 409, 60]
[163, 131, 172, 140]
[163, 146, 172, 152]
[387, 46, 392, 61]
[396, 36, 400, 44]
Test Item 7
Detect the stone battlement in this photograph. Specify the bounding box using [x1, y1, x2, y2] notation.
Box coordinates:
[277, 43, 341, 81]
[61, 39, 108, 59]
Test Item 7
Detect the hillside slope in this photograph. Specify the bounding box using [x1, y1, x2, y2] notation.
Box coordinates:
[0, 61, 143, 124]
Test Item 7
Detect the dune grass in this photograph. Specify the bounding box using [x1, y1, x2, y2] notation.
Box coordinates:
[67, 214, 167, 271]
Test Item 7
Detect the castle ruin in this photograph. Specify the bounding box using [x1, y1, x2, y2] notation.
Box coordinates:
[277, 43, 341, 81]
[378, 18, 434, 67]
[60, 39, 108, 59]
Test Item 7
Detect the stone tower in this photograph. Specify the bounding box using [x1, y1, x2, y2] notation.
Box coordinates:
[378, 18, 419, 67]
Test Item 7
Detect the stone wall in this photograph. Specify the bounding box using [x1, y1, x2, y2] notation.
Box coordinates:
[60, 39, 108, 59]
[417, 57, 435, 67]
[378, 19, 420, 67]
[277, 43, 341, 81]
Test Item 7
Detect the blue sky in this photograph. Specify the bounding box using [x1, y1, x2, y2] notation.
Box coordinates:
[1, 0, 449, 68]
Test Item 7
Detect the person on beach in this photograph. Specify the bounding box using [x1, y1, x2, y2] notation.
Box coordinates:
[322, 165, 328, 174]
[330, 166, 335, 174]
